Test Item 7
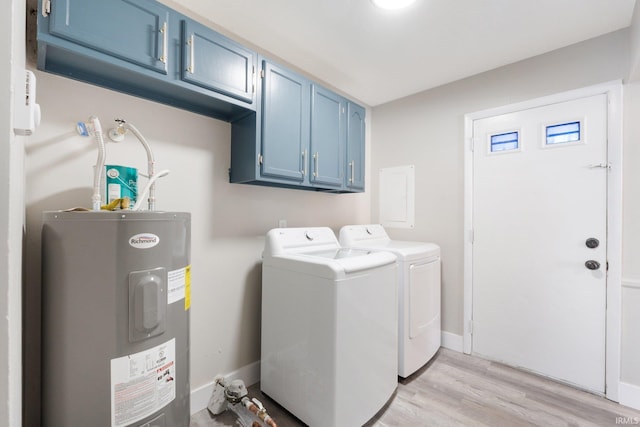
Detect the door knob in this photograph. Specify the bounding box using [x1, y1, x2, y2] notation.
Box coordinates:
[585, 260, 601, 270]
[585, 238, 599, 249]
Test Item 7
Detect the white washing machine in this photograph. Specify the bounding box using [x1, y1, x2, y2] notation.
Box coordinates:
[340, 224, 441, 378]
[261, 227, 398, 427]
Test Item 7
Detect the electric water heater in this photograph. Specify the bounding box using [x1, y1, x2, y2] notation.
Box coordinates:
[41, 211, 191, 427]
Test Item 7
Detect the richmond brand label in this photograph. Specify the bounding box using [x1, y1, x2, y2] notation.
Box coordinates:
[129, 233, 160, 249]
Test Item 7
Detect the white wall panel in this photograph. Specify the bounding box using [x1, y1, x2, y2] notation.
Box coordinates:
[2, 1, 25, 426]
[622, 281, 640, 386]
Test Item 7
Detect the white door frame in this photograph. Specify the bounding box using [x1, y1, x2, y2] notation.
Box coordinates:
[463, 81, 623, 401]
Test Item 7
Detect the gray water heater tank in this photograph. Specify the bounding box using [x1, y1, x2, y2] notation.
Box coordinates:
[41, 211, 191, 427]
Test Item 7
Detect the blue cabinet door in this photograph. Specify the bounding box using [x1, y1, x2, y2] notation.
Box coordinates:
[181, 20, 256, 103]
[49, 0, 170, 74]
[346, 102, 366, 191]
[310, 85, 345, 188]
[260, 61, 310, 183]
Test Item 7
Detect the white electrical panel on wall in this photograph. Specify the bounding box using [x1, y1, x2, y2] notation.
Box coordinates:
[379, 165, 415, 229]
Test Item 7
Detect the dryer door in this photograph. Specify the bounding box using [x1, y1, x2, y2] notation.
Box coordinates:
[409, 259, 441, 339]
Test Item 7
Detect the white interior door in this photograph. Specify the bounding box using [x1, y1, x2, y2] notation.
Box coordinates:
[471, 94, 608, 393]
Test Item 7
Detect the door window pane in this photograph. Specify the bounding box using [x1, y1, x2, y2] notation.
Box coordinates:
[546, 121, 580, 145]
[490, 131, 519, 152]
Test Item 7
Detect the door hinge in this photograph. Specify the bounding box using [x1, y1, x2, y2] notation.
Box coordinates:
[467, 319, 473, 334]
[42, 0, 51, 16]
[258, 153, 263, 165]
[469, 137, 475, 152]
[470, 229, 474, 244]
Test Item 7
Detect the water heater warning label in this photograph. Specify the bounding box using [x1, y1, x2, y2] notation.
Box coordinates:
[167, 267, 187, 305]
[110, 338, 176, 427]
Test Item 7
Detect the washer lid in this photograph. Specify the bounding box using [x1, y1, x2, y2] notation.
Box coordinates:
[265, 250, 397, 279]
[339, 224, 440, 261]
[307, 247, 373, 259]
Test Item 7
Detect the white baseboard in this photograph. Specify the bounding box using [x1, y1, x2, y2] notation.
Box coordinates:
[622, 278, 640, 289]
[441, 331, 463, 353]
[619, 381, 640, 411]
[190, 360, 261, 415]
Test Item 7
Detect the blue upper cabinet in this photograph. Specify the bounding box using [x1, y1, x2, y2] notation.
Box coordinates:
[230, 57, 365, 193]
[39, 0, 363, 193]
[38, 0, 256, 120]
[49, 0, 170, 75]
[181, 20, 255, 103]
[346, 102, 366, 191]
[310, 85, 345, 188]
[260, 60, 310, 183]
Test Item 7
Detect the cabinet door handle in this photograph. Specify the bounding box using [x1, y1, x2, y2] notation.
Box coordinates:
[313, 152, 319, 178]
[159, 22, 168, 65]
[349, 160, 355, 184]
[187, 34, 195, 73]
[301, 150, 307, 176]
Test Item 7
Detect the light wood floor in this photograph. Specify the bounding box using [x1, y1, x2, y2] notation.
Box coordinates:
[190, 348, 640, 426]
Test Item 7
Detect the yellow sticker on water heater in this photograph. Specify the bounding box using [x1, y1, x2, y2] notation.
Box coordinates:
[184, 265, 191, 310]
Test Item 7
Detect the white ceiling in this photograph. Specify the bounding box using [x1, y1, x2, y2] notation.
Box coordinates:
[171, 0, 636, 106]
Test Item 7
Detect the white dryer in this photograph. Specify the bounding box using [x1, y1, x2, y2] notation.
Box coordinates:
[339, 224, 441, 378]
[261, 227, 398, 427]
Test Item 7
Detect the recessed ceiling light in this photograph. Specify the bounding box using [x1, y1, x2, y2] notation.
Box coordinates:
[371, 0, 417, 10]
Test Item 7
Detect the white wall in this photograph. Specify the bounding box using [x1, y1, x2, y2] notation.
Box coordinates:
[629, 1, 640, 82]
[0, 20, 13, 427]
[22, 69, 371, 424]
[370, 30, 629, 339]
[1, 1, 25, 426]
[622, 0, 640, 391]
[622, 81, 640, 387]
